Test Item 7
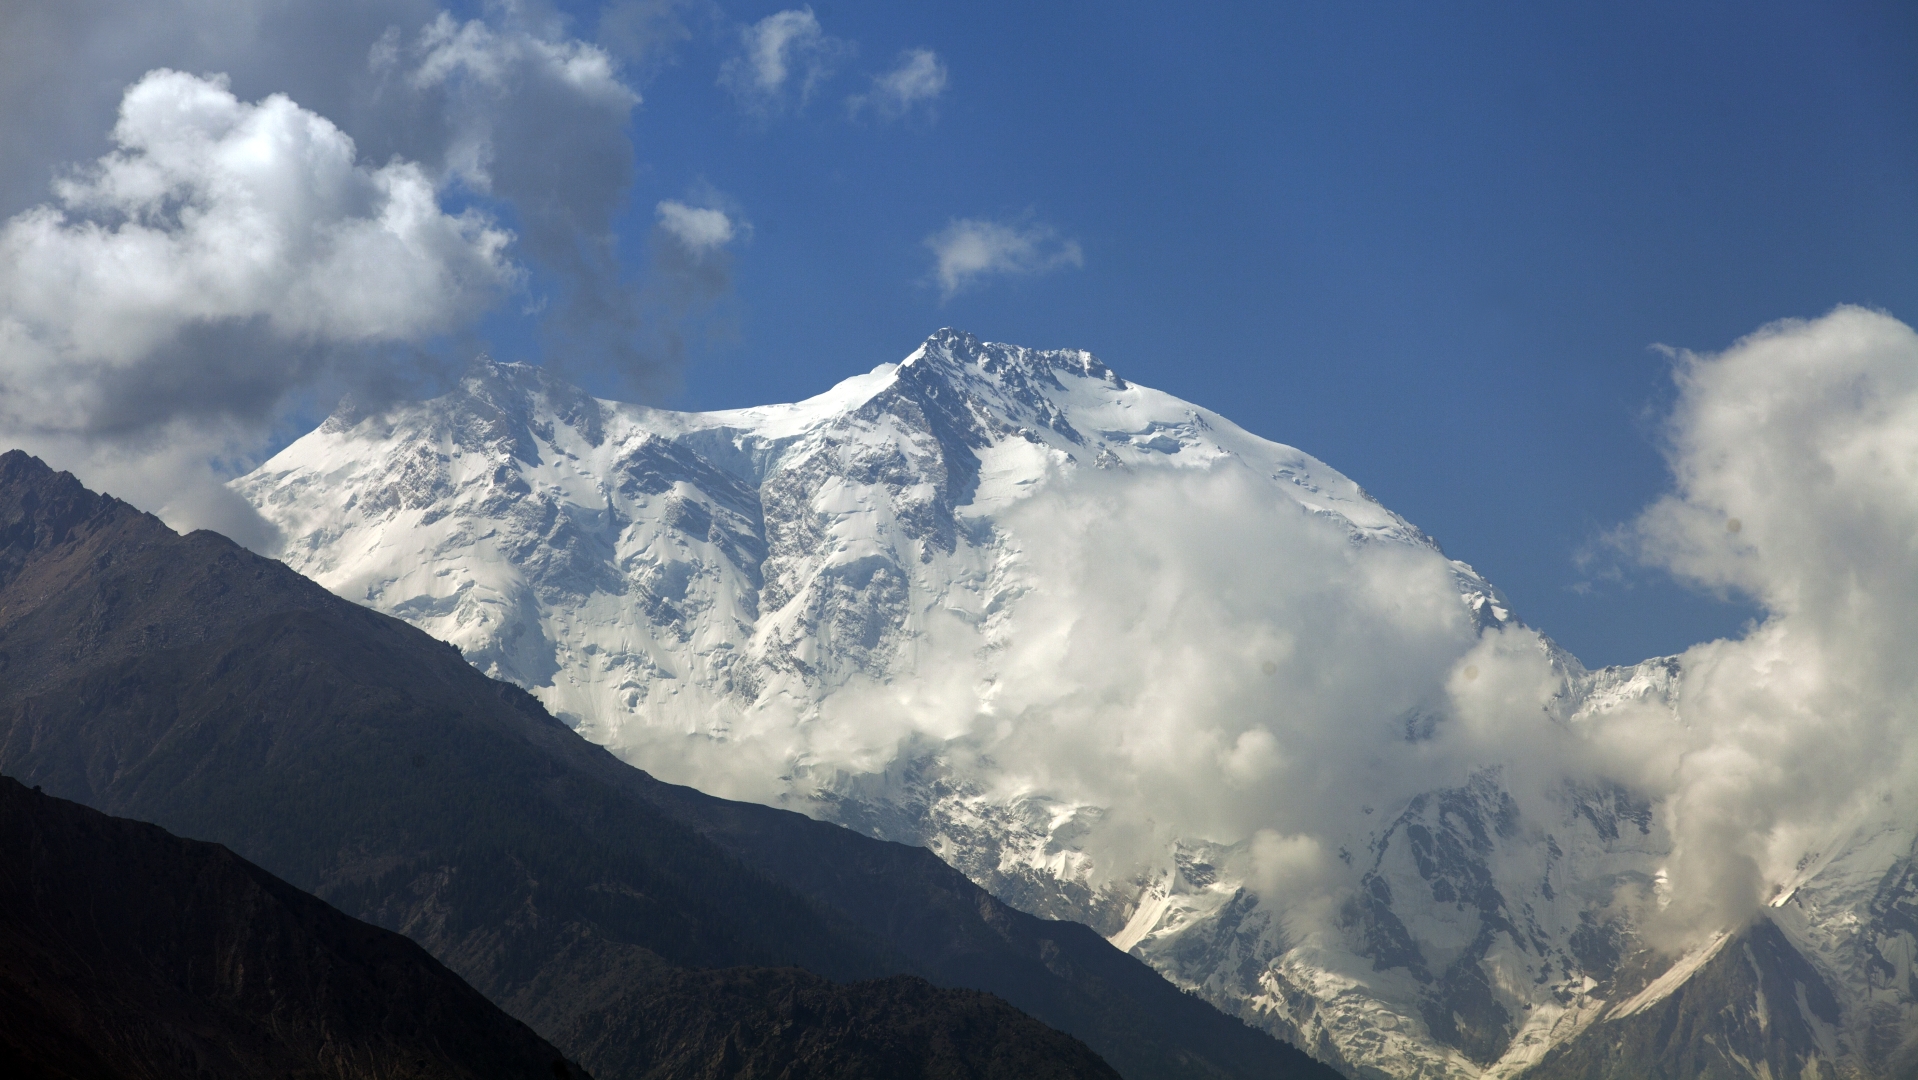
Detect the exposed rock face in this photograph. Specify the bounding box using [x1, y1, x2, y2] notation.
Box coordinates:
[1526, 919, 1846, 1080]
[234, 332, 1918, 1078]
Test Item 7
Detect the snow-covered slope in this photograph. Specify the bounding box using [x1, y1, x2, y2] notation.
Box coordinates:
[237, 330, 1918, 1078]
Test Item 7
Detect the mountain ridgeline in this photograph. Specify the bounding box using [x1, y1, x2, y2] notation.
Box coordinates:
[0, 451, 1334, 1080]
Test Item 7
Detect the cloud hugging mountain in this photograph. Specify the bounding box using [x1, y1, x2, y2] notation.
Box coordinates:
[237, 311, 1918, 1078]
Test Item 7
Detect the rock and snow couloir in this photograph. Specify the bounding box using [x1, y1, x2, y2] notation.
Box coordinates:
[237, 330, 1918, 1079]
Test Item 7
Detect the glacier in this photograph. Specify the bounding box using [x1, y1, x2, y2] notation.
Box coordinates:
[237, 329, 1918, 1078]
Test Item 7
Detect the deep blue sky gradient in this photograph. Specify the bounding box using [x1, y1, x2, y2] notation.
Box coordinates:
[488, 0, 1915, 667]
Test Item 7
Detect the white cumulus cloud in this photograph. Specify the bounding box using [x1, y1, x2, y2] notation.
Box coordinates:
[924, 216, 1084, 299]
[849, 48, 948, 120]
[1595, 306, 1918, 942]
[0, 69, 515, 429]
[0, 68, 519, 545]
[655, 200, 739, 254]
[719, 7, 852, 114]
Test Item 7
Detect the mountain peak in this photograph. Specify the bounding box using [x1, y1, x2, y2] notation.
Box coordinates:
[459, 352, 548, 396]
[907, 327, 1128, 393]
[233, 331, 1542, 1079]
[922, 326, 982, 351]
[0, 450, 154, 591]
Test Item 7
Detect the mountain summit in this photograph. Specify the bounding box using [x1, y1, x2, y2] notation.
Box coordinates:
[237, 332, 1918, 1078]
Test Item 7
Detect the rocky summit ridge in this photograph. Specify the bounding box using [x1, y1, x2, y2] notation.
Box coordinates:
[238, 330, 1918, 1078]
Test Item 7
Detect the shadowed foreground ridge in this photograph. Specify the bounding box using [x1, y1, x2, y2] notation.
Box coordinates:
[0, 451, 1336, 1080]
[0, 775, 585, 1080]
[565, 967, 1124, 1080]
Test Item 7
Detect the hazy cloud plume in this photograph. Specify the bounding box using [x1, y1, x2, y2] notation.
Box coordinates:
[370, 8, 653, 393]
[395, 10, 639, 192]
[409, 13, 632, 101]
[636, 191, 746, 379]
[924, 216, 1084, 299]
[597, 0, 697, 72]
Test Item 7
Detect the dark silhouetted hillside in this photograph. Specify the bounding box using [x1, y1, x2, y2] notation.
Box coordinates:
[0, 775, 584, 1080]
[0, 450, 1337, 1080]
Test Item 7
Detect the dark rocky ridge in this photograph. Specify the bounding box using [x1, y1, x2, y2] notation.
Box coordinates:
[0, 775, 585, 1080]
[0, 451, 1336, 1080]
[556, 967, 1124, 1080]
[1526, 918, 1853, 1080]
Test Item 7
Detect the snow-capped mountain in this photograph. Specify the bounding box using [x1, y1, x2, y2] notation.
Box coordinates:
[237, 330, 1918, 1078]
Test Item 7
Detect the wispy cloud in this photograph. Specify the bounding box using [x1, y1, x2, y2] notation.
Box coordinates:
[718, 7, 852, 115]
[923, 216, 1083, 299]
[403, 12, 637, 108]
[849, 48, 947, 120]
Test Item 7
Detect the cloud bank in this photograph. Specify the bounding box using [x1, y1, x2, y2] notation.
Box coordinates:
[956, 305, 1918, 944]
[924, 216, 1084, 299]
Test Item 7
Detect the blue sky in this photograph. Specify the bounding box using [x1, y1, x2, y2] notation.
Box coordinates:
[591, 0, 1916, 666]
[3, 0, 1914, 666]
